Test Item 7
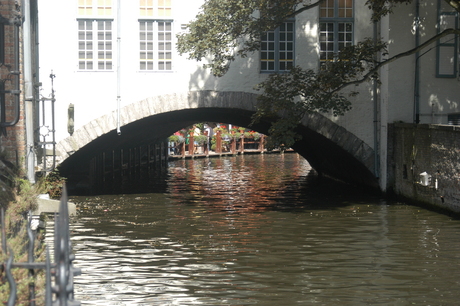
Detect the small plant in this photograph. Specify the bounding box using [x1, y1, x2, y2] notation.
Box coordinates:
[168, 135, 184, 143]
[221, 133, 232, 142]
[169, 135, 179, 142]
[0, 162, 46, 304]
[194, 135, 208, 145]
[44, 169, 66, 199]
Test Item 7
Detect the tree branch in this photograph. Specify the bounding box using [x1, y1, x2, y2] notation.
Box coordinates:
[444, 0, 460, 12]
[333, 28, 460, 93]
[285, 0, 327, 19]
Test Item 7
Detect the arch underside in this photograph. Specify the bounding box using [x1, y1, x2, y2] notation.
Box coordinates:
[56, 91, 378, 189]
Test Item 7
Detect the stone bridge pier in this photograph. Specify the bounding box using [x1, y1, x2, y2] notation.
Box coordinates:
[55, 91, 378, 191]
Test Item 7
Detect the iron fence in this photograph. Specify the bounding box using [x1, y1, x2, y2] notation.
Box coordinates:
[1, 187, 81, 305]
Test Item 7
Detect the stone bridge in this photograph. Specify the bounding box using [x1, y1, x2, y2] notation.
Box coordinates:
[56, 90, 378, 189]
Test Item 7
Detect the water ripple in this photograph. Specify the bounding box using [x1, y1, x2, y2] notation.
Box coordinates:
[59, 154, 460, 305]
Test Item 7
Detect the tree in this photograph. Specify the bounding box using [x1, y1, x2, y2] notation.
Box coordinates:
[177, 0, 460, 149]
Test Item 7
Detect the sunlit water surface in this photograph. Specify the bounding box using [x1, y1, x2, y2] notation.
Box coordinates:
[58, 154, 460, 305]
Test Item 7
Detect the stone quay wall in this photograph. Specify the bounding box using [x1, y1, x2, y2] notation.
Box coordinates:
[388, 123, 460, 213]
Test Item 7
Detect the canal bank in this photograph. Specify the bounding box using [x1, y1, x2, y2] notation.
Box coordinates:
[388, 123, 460, 214]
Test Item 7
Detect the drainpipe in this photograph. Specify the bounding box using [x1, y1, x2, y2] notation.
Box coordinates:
[116, 0, 121, 135]
[373, 20, 380, 179]
[0, 15, 22, 131]
[414, 0, 421, 124]
[23, 0, 36, 183]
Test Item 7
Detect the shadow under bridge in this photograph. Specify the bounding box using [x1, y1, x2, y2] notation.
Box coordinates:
[54, 90, 379, 193]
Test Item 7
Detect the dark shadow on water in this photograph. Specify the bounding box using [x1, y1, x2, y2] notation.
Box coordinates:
[269, 172, 384, 213]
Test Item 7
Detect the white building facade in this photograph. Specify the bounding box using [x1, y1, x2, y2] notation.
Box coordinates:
[36, 0, 460, 190]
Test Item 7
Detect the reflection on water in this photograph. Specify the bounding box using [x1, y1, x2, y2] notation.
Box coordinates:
[64, 154, 460, 305]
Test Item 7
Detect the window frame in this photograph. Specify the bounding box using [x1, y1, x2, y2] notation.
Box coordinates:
[77, 0, 114, 17]
[77, 1, 114, 71]
[138, 19, 174, 72]
[319, 0, 354, 64]
[260, 20, 295, 73]
[436, 0, 458, 78]
[140, 0, 172, 18]
[138, 0, 174, 72]
[77, 18, 114, 71]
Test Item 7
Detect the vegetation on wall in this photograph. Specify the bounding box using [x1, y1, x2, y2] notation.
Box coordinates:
[0, 159, 46, 304]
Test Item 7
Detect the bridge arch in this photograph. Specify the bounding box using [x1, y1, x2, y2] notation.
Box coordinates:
[56, 90, 378, 189]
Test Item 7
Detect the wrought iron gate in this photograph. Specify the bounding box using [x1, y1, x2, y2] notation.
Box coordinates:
[1, 188, 81, 305]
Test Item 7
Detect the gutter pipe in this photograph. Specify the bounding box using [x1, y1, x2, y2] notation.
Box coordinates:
[0, 16, 22, 131]
[373, 20, 380, 179]
[414, 0, 421, 124]
[116, 0, 121, 135]
[23, 0, 36, 183]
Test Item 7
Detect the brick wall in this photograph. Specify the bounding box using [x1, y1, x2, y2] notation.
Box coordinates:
[388, 123, 460, 213]
[0, 0, 26, 170]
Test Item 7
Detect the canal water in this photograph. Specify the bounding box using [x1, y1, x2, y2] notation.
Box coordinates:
[67, 153, 460, 305]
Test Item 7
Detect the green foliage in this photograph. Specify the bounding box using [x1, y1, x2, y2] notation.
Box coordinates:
[177, 0, 404, 149]
[169, 135, 185, 143]
[0, 219, 46, 305]
[0, 180, 46, 305]
[368, 0, 414, 22]
[43, 169, 66, 200]
[0, 157, 47, 304]
[252, 132, 261, 140]
[251, 38, 388, 148]
[194, 135, 208, 145]
[177, 0, 422, 77]
[177, 0, 302, 76]
[8, 178, 39, 222]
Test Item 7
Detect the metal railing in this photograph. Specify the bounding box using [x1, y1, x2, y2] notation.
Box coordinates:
[1, 187, 81, 305]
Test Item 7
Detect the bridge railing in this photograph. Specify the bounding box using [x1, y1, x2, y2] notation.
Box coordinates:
[1, 187, 81, 306]
[169, 132, 266, 157]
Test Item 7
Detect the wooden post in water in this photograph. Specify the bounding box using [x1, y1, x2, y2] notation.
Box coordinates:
[215, 130, 222, 154]
[259, 135, 265, 153]
[203, 131, 209, 155]
[120, 149, 124, 191]
[188, 133, 194, 156]
[179, 142, 185, 157]
[231, 137, 237, 154]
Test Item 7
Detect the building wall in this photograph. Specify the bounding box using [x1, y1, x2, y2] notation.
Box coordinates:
[386, 0, 460, 125]
[389, 123, 460, 213]
[37, 0, 376, 149]
[36, 0, 460, 192]
[0, 0, 26, 169]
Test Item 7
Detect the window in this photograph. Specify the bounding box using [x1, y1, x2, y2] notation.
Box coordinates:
[139, 21, 172, 71]
[261, 21, 295, 72]
[319, 0, 353, 63]
[78, 20, 113, 70]
[139, 0, 173, 71]
[78, 0, 113, 16]
[140, 0, 172, 17]
[77, 1, 113, 70]
[436, 2, 458, 78]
